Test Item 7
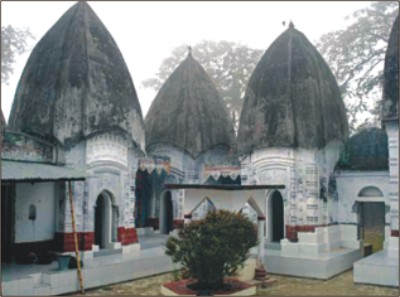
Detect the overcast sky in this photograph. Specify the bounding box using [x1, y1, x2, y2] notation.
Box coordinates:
[1, 1, 372, 121]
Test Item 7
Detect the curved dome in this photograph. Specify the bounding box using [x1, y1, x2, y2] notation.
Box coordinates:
[8, 2, 144, 150]
[382, 14, 399, 122]
[145, 52, 234, 157]
[337, 128, 388, 171]
[237, 24, 348, 154]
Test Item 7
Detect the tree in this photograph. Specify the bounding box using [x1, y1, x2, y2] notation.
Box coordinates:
[165, 209, 258, 291]
[1, 25, 34, 84]
[316, 2, 398, 133]
[143, 41, 263, 131]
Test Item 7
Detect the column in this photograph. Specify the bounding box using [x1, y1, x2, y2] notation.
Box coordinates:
[257, 216, 265, 263]
[184, 214, 192, 225]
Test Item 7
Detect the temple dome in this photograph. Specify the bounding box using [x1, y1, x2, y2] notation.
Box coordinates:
[237, 24, 348, 155]
[382, 14, 399, 122]
[337, 128, 388, 171]
[8, 2, 144, 150]
[145, 52, 234, 157]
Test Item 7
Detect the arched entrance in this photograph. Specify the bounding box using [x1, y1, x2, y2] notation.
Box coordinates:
[95, 191, 117, 249]
[1, 185, 14, 263]
[135, 169, 151, 228]
[357, 186, 385, 253]
[270, 191, 284, 242]
[161, 191, 173, 235]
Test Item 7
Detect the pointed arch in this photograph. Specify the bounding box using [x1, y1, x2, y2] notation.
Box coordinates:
[358, 186, 383, 197]
[267, 190, 284, 243]
[189, 197, 216, 220]
[94, 190, 118, 249]
[247, 196, 264, 218]
[160, 190, 174, 234]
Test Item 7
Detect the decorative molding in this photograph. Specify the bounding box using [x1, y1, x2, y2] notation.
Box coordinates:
[86, 133, 128, 166]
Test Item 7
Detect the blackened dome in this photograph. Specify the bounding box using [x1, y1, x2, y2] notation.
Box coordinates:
[8, 2, 144, 149]
[145, 53, 234, 157]
[337, 128, 388, 171]
[382, 15, 399, 122]
[237, 25, 348, 154]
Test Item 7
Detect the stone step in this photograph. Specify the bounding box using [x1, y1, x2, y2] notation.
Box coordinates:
[136, 227, 155, 236]
[93, 248, 122, 257]
[265, 242, 281, 250]
[28, 273, 42, 285]
[33, 283, 51, 296]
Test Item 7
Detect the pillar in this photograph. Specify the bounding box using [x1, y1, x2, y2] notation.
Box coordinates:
[184, 214, 192, 225]
[257, 216, 265, 263]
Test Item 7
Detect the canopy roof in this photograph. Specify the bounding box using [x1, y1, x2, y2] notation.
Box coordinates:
[2, 160, 86, 182]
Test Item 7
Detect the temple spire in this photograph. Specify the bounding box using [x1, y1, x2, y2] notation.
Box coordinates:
[145, 49, 234, 157]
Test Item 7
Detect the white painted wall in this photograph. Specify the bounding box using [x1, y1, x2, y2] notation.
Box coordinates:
[60, 132, 135, 239]
[385, 122, 399, 259]
[147, 144, 189, 182]
[316, 140, 344, 225]
[281, 223, 363, 258]
[240, 141, 346, 255]
[148, 144, 239, 221]
[86, 133, 129, 167]
[241, 144, 343, 230]
[335, 170, 389, 224]
[386, 123, 399, 231]
[15, 182, 56, 243]
[65, 141, 86, 170]
[335, 170, 390, 252]
[148, 144, 238, 184]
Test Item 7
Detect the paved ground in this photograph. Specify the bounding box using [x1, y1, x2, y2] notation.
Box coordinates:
[77, 269, 399, 296]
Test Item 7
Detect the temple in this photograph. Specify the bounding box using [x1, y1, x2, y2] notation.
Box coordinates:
[1, 2, 398, 295]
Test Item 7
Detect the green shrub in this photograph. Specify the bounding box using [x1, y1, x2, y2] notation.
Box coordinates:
[165, 209, 258, 290]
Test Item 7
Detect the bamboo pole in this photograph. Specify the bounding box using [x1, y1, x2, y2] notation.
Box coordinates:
[68, 181, 85, 294]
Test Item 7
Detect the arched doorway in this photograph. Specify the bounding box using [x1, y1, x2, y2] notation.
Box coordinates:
[1, 185, 14, 263]
[161, 191, 173, 235]
[135, 169, 151, 228]
[270, 191, 284, 242]
[357, 186, 385, 253]
[95, 191, 117, 249]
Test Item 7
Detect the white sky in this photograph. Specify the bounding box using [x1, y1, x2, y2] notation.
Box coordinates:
[1, 1, 372, 121]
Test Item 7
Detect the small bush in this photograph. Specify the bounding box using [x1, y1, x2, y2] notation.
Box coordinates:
[165, 209, 258, 290]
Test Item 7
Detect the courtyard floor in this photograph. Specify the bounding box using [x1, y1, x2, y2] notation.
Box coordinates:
[72, 269, 398, 296]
